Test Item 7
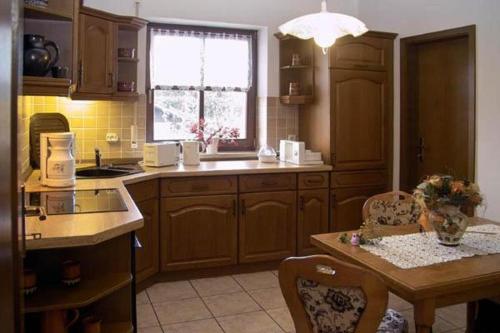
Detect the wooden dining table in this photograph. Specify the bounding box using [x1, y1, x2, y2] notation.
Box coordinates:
[311, 217, 500, 333]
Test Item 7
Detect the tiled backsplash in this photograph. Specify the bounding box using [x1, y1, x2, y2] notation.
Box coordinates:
[20, 96, 147, 174]
[257, 97, 299, 150]
[20, 95, 298, 175]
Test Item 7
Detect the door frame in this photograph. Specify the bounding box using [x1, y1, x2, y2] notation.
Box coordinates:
[400, 25, 476, 191]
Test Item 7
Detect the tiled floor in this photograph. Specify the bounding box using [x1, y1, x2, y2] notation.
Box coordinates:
[137, 270, 467, 333]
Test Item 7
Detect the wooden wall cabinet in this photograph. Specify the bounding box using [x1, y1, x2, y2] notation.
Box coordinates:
[160, 195, 237, 271]
[126, 180, 160, 283]
[78, 14, 115, 94]
[73, 7, 147, 100]
[239, 191, 297, 263]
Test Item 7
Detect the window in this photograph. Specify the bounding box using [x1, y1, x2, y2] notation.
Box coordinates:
[147, 24, 257, 150]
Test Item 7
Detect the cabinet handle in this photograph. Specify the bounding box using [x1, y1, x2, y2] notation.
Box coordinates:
[21, 185, 26, 257]
[241, 199, 246, 215]
[331, 193, 336, 206]
[232, 199, 236, 216]
[78, 61, 83, 86]
[305, 177, 323, 185]
[299, 196, 305, 211]
[191, 184, 210, 192]
[134, 235, 143, 248]
[108, 73, 114, 87]
[262, 180, 278, 186]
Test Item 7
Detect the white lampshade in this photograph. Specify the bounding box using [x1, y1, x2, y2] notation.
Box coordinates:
[279, 0, 368, 54]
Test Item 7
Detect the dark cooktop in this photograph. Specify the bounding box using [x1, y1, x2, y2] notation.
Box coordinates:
[27, 189, 128, 216]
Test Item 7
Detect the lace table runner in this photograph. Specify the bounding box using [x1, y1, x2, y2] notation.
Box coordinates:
[360, 224, 500, 269]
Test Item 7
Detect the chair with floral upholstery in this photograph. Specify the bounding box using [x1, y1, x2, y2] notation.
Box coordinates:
[279, 255, 408, 333]
[362, 191, 422, 226]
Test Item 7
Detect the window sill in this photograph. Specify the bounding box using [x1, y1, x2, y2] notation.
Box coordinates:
[200, 151, 258, 161]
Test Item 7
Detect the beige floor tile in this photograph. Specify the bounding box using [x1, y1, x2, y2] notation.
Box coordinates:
[137, 303, 159, 328]
[191, 276, 243, 297]
[249, 288, 287, 310]
[216, 310, 284, 333]
[388, 292, 413, 311]
[267, 307, 295, 333]
[147, 281, 198, 303]
[162, 318, 223, 333]
[154, 298, 212, 325]
[138, 326, 163, 333]
[271, 270, 279, 277]
[233, 271, 279, 291]
[137, 291, 150, 305]
[436, 303, 467, 328]
[203, 291, 260, 317]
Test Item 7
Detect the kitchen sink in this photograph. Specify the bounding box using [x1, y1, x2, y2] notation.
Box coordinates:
[76, 165, 143, 179]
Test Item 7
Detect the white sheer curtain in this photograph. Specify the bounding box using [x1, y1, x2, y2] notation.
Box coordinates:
[150, 27, 253, 91]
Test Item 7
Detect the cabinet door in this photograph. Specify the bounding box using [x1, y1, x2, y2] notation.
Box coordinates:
[239, 191, 296, 263]
[331, 69, 389, 170]
[161, 195, 237, 271]
[331, 186, 385, 232]
[330, 35, 392, 71]
[135, 198, 159, 282]
[298, 189, 329, 255]
[78, 14, 115, 94]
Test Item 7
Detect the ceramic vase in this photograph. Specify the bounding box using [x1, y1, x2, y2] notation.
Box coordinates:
[429, 205, 469, 246]
[206, 138, 219, 155]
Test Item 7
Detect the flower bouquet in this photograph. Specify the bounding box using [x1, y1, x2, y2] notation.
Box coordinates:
[190, 118, 240, 154]
[413, 175, 483, 246]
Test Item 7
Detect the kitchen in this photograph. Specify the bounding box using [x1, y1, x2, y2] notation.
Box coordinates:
[2, 0, 500, 333]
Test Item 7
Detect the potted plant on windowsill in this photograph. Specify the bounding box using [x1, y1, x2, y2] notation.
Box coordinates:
[413, 175, 483, 246]
[190, 118, 240, 155]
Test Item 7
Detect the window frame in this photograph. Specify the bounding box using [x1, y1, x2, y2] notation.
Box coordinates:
[146, 23, 258, 151]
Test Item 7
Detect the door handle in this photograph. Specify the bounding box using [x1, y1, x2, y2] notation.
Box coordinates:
[417, 137, 425, 162]
[241, 199, 246, 215]
[299, 196, 305, 211]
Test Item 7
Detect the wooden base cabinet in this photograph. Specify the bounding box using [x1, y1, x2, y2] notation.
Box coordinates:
[331, 186, 386, 232]
[135, 199, 159, 282]
[239, 191, 297, 263]
[160, 195, 237, 271]
[297, 189, 329, 255]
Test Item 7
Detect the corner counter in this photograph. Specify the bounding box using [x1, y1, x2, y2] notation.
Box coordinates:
[24, 160, 332, 250]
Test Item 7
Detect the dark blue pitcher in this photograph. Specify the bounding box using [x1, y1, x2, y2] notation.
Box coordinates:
[23, 34, 60, 76]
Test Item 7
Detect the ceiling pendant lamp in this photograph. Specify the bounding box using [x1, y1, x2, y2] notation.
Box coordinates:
[279, 0, 368, 54]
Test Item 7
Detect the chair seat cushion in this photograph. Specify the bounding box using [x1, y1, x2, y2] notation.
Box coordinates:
[377, 309, 408, 333]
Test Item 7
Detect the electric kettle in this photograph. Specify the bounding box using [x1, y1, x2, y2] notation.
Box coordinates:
[181, 140, 204, 166]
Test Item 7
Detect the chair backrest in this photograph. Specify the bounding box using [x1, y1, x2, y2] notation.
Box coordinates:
[362, 191, 421, 226]
[279, 255, 388, 333]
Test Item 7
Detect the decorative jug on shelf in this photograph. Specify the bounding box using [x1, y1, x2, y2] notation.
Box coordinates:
[23, 34, 60, 76]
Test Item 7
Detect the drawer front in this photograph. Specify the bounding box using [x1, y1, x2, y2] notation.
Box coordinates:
[239, 173, 297, 193]
[161, 176, 237, 197]
[126, 179, 159, 202]
[331, 170, 387, 188]
[298, 172, 329, 189]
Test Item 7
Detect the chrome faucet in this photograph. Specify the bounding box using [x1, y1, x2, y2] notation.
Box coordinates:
[95, 148, 102, 168]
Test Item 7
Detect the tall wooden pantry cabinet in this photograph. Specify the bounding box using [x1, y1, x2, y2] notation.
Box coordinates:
[298, 31, 397, 232]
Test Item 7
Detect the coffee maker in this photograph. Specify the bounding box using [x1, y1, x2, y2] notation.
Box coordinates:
[40, 132, 76, 187]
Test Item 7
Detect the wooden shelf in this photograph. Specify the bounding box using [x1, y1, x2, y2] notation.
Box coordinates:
[24, 2, 74, 21]
[118, 57, 140, 63]
[24, 273, 132, 313]
[280, 95, 314, 105]
[103, 322, 133, 333]
[23, 76, 73, 96]
[280, 65, 312, 70]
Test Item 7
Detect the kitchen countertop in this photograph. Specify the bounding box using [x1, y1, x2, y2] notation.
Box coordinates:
[24, 160, 332, 250]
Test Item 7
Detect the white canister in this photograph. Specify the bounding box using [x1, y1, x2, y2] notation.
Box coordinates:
[181, 140, 203, 166]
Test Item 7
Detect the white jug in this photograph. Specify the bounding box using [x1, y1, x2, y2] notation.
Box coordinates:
[181, 140, 204, 166]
